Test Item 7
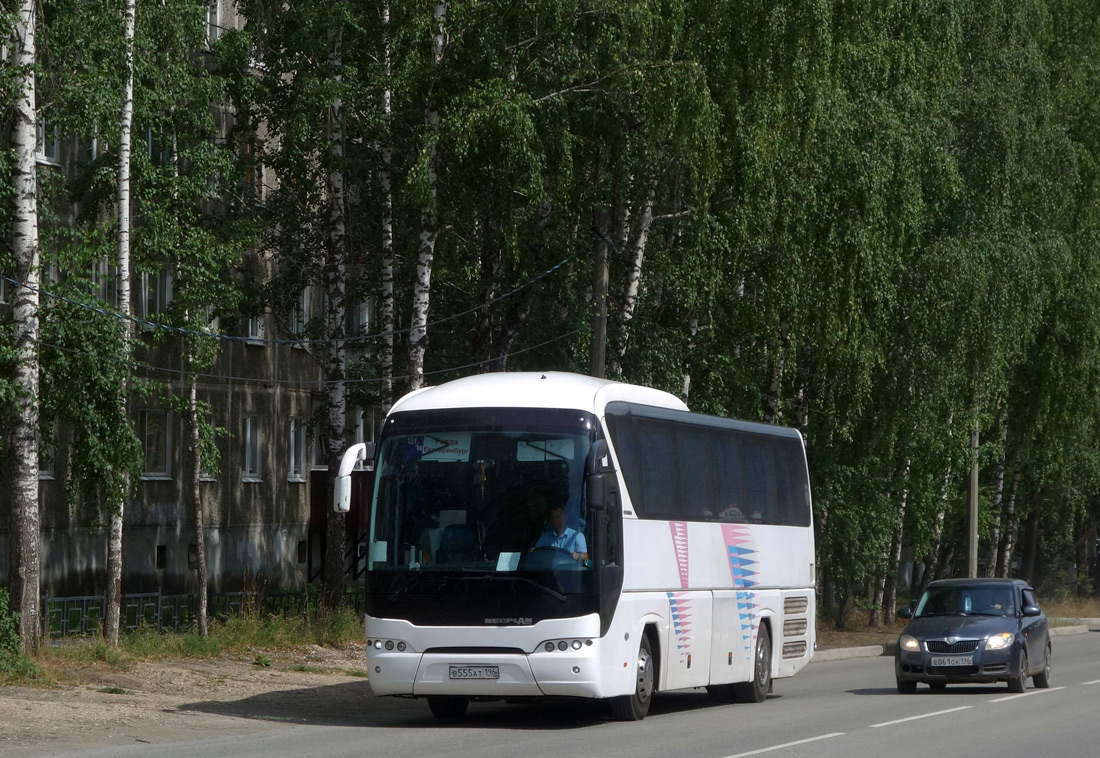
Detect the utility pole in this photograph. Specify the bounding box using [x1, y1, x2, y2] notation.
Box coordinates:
[589, 227, 608, 379]
[968, 420, 979, 578]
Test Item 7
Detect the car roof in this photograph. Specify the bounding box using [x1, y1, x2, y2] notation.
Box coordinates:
[925, 578, 1030, 590]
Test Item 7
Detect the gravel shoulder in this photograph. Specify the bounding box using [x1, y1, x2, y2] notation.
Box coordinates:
[0, 644, 372, 757]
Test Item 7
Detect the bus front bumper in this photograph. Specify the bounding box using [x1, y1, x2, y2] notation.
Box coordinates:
[366, 646, 604, 699]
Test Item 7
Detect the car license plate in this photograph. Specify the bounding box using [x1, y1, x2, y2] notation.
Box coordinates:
[449, 665, 499, 680]
[931, 656, 973, 667]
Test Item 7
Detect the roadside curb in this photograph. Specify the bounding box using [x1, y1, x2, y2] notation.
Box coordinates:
[812, 623, 1095, 663]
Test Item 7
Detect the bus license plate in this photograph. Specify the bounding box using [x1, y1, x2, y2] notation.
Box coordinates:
[449, 665, 499, 680]
[931, 656, 973, 667]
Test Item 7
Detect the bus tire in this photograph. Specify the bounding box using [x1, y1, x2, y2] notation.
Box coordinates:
[734, 625, 771, 704]
[427, 695, 469, 720]
[609, 633, 655, 721]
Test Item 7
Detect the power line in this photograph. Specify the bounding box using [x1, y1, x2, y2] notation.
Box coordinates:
[0, 242, 584, 347]
[35, 327, 583, 390]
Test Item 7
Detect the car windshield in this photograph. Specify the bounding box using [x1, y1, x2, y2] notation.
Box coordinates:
[914, 585, 1016, 617]
[367, 410, 596, 585]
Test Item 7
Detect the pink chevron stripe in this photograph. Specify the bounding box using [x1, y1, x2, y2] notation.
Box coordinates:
[669, 521, 689, 588]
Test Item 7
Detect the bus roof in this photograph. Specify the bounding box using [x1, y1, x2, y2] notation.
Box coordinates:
[390, 371, 688, 416]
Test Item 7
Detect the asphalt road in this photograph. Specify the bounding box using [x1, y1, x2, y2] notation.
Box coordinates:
[46, 631, 1100, 758]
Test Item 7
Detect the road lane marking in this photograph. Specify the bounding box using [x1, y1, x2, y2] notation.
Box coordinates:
[869, 706, 972, 728]
[720, 733, 845, 758]
[1082, 679, 1100, 685]
[989, 686, 1066, 702]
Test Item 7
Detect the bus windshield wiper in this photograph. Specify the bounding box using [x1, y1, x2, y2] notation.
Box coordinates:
[451, 568, 567, 602]
[387, 571, 432, 601]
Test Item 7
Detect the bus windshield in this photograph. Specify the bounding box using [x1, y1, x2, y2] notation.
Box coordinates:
[367, 409, 597, 590]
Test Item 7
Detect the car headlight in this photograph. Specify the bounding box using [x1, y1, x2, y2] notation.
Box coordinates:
[985, 632, 1014, 650]
[900, 635, 920, 652]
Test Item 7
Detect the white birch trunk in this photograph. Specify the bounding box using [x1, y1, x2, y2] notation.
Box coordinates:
[379, 0, 396, 409]
[985, 415, 1008, 576]
[323, 44, 349, 606]
[407, 0, 447, 391]
[187, 354, 209, 636]
[105, 0, 137, 647]
[611, 180, 656, 377]
[8, 0, 42, 653]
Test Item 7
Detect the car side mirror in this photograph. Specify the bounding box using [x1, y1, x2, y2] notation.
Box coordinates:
[1021, 605, 1042, 617]
[897, 607, 913, 620]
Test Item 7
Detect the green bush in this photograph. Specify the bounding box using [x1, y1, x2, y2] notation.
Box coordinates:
[0, 588, 41, 681]
[0, 588, 18, 658]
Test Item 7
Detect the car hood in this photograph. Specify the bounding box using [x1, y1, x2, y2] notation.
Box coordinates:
[903, 615, 1017, 639]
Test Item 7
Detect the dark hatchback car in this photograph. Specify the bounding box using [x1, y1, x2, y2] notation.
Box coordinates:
[895, 578, 1051, 694]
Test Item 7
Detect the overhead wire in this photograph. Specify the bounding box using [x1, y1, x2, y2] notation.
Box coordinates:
[33, 326, 584, 390]
[0, 241, 584, 348]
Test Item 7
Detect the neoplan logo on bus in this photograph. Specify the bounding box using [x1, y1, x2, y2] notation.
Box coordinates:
[485, 617, 533, 625]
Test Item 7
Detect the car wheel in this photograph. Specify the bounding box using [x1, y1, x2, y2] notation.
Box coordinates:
[929, 681, 947, 690]
[1033, 644, 1052, 689]
[734, 625, 772, 703]
[609, 633, 655, 721]
[1008, 649, 1029, 694]
[896, 678, 917, 694]
[427, 695, 469, 720]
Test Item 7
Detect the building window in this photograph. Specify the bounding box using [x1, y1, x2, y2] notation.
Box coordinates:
[345, 298, 372, 338]
[206, 1, 221, 44]
[246, 140, 264, 205]
[288, 419, 307, 482]
[89, 261, 119, 306]
[139, 269, 173, 318]
[311, 399, 327, 470]
[39, 422, 56, 480]
[140, 410, 171, 478]
[244, 312, 264, 343]
[145, 127, 172, 166]
[243, 415, 261, 481]
[293, 287, 312, 339]
[36, 116, 60, 165]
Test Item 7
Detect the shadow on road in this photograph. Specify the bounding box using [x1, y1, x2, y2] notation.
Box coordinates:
[178, 683, 766, 730]
[847, 685, 1013, 696]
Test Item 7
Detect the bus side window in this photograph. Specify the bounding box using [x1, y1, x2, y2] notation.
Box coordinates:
[712, 428, 746, 522]
[679, 426, 714, 520]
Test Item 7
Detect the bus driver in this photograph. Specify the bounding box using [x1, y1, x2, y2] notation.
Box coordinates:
[530, 504, 588, 561]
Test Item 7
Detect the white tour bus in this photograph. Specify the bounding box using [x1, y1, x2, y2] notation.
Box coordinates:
[334, 371, 815, 720]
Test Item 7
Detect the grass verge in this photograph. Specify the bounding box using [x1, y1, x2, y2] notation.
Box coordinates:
[7, 605, 365, 687]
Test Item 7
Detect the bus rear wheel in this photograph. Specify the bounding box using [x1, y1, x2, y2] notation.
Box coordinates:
[734, 625, 771, 703]
[610, 634, 655, 721]
[427, 695, 469, 720]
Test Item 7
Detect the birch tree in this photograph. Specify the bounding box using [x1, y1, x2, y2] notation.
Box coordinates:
[6, 0, 42, 653]
[102, 0, 137, 648]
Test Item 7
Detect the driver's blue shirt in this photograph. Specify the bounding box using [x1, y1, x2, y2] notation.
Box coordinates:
[535, 527, 587, 555]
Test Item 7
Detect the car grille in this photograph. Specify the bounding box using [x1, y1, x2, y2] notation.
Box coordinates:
[926, 639, 980, 654]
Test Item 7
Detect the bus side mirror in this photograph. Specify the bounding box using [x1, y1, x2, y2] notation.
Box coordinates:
[586, 473, 606, 511]
[333, 442, 375, 513]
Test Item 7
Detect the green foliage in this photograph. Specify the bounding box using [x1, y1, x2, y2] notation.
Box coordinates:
[11, 0, 1100, 612]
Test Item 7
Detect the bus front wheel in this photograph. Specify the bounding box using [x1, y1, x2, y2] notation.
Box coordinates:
[427, 695, 469, 720]
[734, 625, 771, 703]
[609, 633, 655, 721]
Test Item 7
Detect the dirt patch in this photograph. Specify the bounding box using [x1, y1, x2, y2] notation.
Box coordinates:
[0, 644, 375, 757]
